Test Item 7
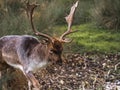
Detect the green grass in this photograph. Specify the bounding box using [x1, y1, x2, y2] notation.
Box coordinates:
[52, 23, 120, 54]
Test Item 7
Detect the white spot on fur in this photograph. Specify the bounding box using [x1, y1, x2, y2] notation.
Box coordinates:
[26, 60, 47, 73]
[2, 54, 24, 71]
[7, 62, 24, 72]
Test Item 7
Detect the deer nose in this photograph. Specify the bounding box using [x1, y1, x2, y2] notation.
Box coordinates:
[56, 58, 62, 66]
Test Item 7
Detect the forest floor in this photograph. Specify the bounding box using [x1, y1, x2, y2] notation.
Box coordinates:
[0, 53, 120, 90]
[35, 53, 120, 90]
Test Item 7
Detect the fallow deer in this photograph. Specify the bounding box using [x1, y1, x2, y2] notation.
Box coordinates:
[0, 1, 78, 90]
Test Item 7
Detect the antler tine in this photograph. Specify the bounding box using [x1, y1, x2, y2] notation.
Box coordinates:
[60, 1, 78, 42]
[26, 0, 53, 41]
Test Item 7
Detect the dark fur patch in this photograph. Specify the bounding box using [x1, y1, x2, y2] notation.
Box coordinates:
[20, 37, 39, 56]
[52, 40, 63, 54]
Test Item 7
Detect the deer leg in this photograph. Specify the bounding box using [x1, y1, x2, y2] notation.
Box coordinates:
[28, 80, 32, 90]
[19, 70, 31, 90]
[26, 71, 40, 88]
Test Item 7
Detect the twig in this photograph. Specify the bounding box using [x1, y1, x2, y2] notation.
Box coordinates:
[114, 62, 120, 71]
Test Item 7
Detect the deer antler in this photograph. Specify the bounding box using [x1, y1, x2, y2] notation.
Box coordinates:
[60, 1, 78, 43]
[26, 0, 53, 41]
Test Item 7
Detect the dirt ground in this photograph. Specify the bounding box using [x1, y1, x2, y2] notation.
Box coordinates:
[1, 53, 120, 90]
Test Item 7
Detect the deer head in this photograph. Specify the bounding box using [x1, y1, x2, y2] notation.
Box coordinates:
[26, 0, 78, 65]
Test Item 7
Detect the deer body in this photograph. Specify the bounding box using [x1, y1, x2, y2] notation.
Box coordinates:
[0, 35, 49, 73]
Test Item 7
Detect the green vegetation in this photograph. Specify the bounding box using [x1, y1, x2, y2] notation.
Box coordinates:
[72, 24, 120, 53]
[92, 0, 120, 30]
[52, 23, 120, 54]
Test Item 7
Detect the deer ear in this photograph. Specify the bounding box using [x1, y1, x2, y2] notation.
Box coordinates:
[49, 49, 54, 54]
[41, 38, 51, 44]
[60, 38, 73, 43]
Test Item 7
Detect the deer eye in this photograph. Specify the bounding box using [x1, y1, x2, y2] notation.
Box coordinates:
[50, 49, 57, 54]
[49, 50, 54, 54]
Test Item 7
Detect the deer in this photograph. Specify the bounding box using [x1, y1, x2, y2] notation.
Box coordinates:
[0, 1, 78, 90]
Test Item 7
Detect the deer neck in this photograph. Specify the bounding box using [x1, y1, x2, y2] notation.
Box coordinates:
[30, 43, 49, 61]
[25, 43, 49, 72]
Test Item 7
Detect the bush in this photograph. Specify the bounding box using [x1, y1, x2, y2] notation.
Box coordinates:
[92, 0, 120, 30]
[0, 14, 30, 37]
[0, 0, 93, 36]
